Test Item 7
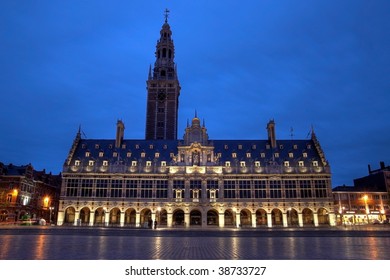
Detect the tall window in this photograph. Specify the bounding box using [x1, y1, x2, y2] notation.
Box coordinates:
[207, 180, 218, 199]
[66, 179, 78, 197]
[96, 180, 108, 197]
[254, 180, 266, 198]
[269, 180, 282, 198]
[125, 180, 138, 198]
[80, 179, 93, 197]
[314, 180, 328, 198]
[284, 180, 297, 198]
[238, 180, 251, 198]
[111, 179, 123, 198]
[173, 180, 185, 199]
[223, 181, 236, 199]
[156, 180, 168, 198]
[140, 180, 153, 198]
[299, 180, 312, 198]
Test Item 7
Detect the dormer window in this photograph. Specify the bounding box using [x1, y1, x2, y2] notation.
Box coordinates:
[224, 145, 228, 150]
[279, 145, 284, 149]
[284, 161, 290, 167]
[95, 144, 99, 149]
[266, 144, 270, 149]
[293, 145, 298, 150]
[161, 161, 166, 167]
[122, 144, 126, 149]
[274, 153, 279, 158]
[131, 161, 137, 167]
[146, 161, 152, 167]
[170, 153, 174, 158]
[240, 161, 246, 167]
[246, 153, 251, 158]
[217, 153, 222, 158]
[149, 144, 154, 149]
[135, 144, 139, 149]
[155, 152, 160, 158]
[238, 145, 242, 150]
[109, 144, 113, 149]
[88, 160, 94, 166]
[252, 145, 256, 150]
[298, 161, 304, 167]
[232, 153, 237, 158]
[113, 152, 118, 158]
[127, 152, 131, 158]
[312, 161, 318, 167]
[225, 161, 231, 167]
[255, 161, 260, 167]
[303, 153, 308, 158]
[307, 144, 311, 149]
[163, 145, 167, 150]
[141, 152, 146, 158]
[289, 152, 294, 158]
[85, 152, 90, 157]
[261, 153, 265, 158]
[103, 160, 108, 166]
[75, 160, 80, 166]
[82, 144, 86, 149]
[99, 152, 104, 157]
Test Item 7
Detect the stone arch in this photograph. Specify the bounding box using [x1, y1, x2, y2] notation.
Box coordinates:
[302, 208, 314, 225]
[271, 208, 283, 226]
[224, 209, 235, 227]
[124, 208, 136, 227]
[94, 207, 105, 226]
[64, 207, 76, 225]
[240, 209, 252, 227]
[207, 209, 219, 226]
[287, 208, 299, 226]
[140, 208, 152, 228]
[190, 209, 202, 226]
[109, 207, 121, 226]
[173, 209, 185, 226]
[79, 207, 91, 225]
[317, 207, 329, 225]
[256, 208, 268, 226]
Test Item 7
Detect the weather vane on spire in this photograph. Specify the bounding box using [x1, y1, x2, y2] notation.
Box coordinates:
[164, 8, 170, 23]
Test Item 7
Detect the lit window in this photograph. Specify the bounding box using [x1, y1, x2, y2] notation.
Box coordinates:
[289, 152, 294, 158]
[312, 161, 318, 167]
[240, 161, 246, 167]
[232, 153, 237, 158]
[149, 144, 154, 149]
[146, 161, 152, 167]
[85, 152, 90, 157]
[274, 153, 279, 158]
[89, 160, 94, 166]
[217, 153, 222, 158]
[75, 160, 80, 166]
[224, 145, 228, 150]
[127, 152, 131, 157]
[303, 153, 307, 158]
[261, 153, 265, 158]
[155, 152, 160, 158]
[246, 153, 251, 158]
[225, 161, 231, 167]
[99, 152, 104, 157]
[132, 161, 137, 167]
[141, 152, 146, 158]
[122, 144, 126, 149]
[255, 161, 260, 167]
[113, 152, 118, 157]
[293, 145, 298, 150]
[279, 145, 284, 149]
[170, 153, 174, 158]
[284, 161, 290, 167]
[161, 161, 166, 167]
[135, 144, 139, 149]
[103, 161, 108, 166]
[298, 161, 304, 167]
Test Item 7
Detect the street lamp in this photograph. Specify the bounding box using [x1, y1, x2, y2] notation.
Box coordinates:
[49, 206, 54, 224]
[363, 195, 369, 224]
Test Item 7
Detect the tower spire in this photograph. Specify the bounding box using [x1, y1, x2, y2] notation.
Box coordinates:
[164, 8, 170, 23]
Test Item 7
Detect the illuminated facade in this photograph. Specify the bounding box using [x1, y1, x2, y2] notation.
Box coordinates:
[58, 14, 336, 228]
[0, 163, 60, 224]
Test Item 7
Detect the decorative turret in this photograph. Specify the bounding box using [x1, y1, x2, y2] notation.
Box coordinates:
[311, 126, 328, 166]
[65, 127, 82, 166]
[183, 112, 209, 145]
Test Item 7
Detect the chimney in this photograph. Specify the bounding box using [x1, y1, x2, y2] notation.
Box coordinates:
[115, 120, 125, 148]
[380, 161, 385, 170]
[266, 120, 277, 148]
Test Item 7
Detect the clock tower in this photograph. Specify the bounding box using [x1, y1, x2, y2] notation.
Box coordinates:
[145, 10, 181, 140]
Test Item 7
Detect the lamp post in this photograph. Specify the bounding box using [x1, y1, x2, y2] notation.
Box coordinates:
[49, 206, 54, 224]
[341, 206, 345, 226]
[363, 195, 369, 224]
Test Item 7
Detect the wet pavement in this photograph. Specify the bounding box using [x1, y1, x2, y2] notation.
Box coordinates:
[1, 225, 390, 260]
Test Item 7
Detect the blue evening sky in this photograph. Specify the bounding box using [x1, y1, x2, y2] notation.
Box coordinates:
[1, 0, 389, 187]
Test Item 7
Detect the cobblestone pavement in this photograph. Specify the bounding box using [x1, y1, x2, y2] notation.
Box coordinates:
[1, 226, 390, 260]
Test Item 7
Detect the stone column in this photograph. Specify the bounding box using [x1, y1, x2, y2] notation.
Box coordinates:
[298, 213, 303, 227]
[167, 212, 173, 227]
[184, 212, 190, 228]
[135, 212, 141, 227]
[282, 213, 288, 227]
[313, 213, 319, 227]
[120, 211, 125, 227]
[57, 211, 64, 226]
[89, 211, 95, 226]
[104, 211, 110, 227]
[267, 213, 272, 228]
[329, 212, 336, 226]
[251, 212, 257, 228]
[236, 211, 241, 228]
[73, 211, 80, 226]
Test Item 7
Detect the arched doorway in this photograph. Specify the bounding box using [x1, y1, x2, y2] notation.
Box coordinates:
[157, 209, 167, 227]
[302, 208, 314, 226]
[256, 209, 267, 226]
[110, 208, 121, 226]
[140, 209, 152, 228]
[240, 209, 252, 227]
[207, 209, 219, 226]
[94, 207, 105, 226]
[287, 208, 299, 226]
[79, 207, 90, 226]
[173, 209, 184, 226]
[190, 210, 202, 226]
[271, 208, 283, 226]
[124, 208, 136, 227]
[224, 210, 235, 227]
[64, 207, 76, 225]
[318, 208, 329, 225]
